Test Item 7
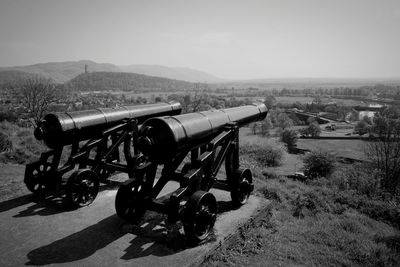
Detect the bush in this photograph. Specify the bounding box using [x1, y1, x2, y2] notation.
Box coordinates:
[330, 163, 381, 196]
[280, 128, 298, 150]
[0, 132, 13, 152]
[332, 190, 400, 228]
[0, 121, 45, 164]
[303, 150, 336, 179]
[354, 120, 370, 135]
[0, 110, 18, 123]
[18, 136, 44, 156]
[0, 148, 34, 164]
[241, 137, 286, 167]
[300, 122, 321, 137]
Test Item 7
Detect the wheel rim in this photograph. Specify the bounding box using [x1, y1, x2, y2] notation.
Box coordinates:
[230, 169, 253, 206]
[237, 179, 251, 204]
[26, 164, 50, 194]
[194, 203, 216, 238]
[184, 191, 217, 242]
[115, 182, 144, 221]
[68, 170, 99, 207]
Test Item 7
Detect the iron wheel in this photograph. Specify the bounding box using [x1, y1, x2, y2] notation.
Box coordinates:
[183, 190, 217, 243]
[66, 169, 99, 208]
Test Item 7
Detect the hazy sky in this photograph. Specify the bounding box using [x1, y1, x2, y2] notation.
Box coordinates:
[0, 0, 399, 79]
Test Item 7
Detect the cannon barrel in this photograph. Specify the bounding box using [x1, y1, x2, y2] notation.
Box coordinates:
[137, 103, 267, 162]
[34, 102, 182, 149]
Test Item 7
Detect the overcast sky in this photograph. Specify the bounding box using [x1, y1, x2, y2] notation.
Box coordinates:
[0, 0, 399, 79]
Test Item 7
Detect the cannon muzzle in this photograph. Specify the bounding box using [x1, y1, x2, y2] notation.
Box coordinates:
[35, 102, 182, 149]
[137, 103, 267, 162]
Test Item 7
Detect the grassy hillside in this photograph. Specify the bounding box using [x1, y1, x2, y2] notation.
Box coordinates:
[66, 71, 201, 92]
[0, 60, 120, 83]
[204, 134, 400, 266]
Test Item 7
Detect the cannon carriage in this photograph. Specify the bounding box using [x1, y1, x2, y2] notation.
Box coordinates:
[114, 103, 267, 243]
[24, 102, 182, 207]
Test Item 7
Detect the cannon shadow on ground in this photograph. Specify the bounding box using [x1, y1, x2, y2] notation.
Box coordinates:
[0, 183, 120, 218]
[25, 199, 238, 265]
[0, 193, 73, 217]
[0, 194, 36, 213]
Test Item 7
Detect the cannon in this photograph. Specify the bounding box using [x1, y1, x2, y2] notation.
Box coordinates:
[24, 102, 182, 207]
[114, 103, 267, 243]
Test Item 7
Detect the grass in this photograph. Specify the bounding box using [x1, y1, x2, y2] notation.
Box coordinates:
[0, 121, 46, 164]
[204, 176, 400, 267]
[203, 137, 400, 266]
[297, 138, 367, 161]
[0, 163, 29, 202]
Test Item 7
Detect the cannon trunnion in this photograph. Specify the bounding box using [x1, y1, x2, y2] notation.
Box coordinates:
[115, 103, 267, 243]
[24, 102, 182, 208]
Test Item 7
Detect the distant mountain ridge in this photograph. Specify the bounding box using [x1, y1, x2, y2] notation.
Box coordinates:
[119, 64, 224, 83]
[66, 72, 199, 92]
[0, 60, 224, 83]
[0, 60, 119, 83]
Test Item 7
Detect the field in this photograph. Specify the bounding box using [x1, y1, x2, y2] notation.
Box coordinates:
[276, 96, 367, 106]
[297, 139, 367, 161]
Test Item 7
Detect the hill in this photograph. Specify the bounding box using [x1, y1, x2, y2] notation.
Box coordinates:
[119, 64, 224, 83]
[0, 70, 36, 85]
[0, 60, 224, 84]
[66, 71, 200, 92]
[0, 60, 120, 83]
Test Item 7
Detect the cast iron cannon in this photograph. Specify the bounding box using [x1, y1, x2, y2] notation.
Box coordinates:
[25, 102, 182, 207]
[114, 103, 267, 243]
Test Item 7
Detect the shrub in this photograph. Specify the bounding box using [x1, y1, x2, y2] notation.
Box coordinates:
[16, 129, 32, 138]
[241, 137, 286, 167]
[280, 128, 298, 150]
[354, 120, 370, 135]
[0, 148, 33, 164]
[292, 191, 329, 217]
[303, 150, 336, 179]
[0, 110, 18, 123]
[300, 122, 321, 137]
[18, 136, 44, 156]
[0, 132, 13, 152]
[260, 118, 273, 137]
[330, 163, 381, 196]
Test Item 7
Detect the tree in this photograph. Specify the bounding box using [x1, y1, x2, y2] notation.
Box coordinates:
[303, 150, 336, 179]
[19, 76, 61, 126]
[313, 95, 322, 105]
[354, 120, 370, 135]
[260, 118, 273, 137]
[276, 112, 294, 130]
[309, 122, 321, 137]
[307, 116, 316, 125]
[0, 132, 13, 152]
[365, 107, 400, 193]
[281, 128, 298, 151]
[264, 95, 276, 111]
[251, 122, 259, 135]
[300, 122, 321, 137]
